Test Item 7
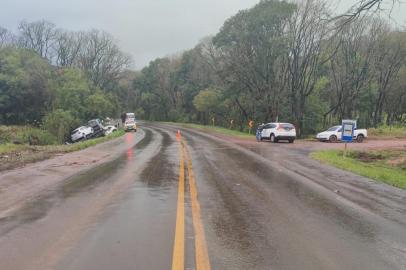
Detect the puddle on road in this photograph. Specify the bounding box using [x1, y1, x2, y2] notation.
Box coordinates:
[139, 129, 176, 192]
[62, 129, 153, 197]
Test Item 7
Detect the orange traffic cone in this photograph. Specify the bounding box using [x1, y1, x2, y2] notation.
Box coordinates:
[176, 130, 181, 141]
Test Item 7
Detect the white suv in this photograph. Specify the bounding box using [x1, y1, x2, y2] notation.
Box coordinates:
[260, 123, 296, 143]
[71, 126, 94, 142]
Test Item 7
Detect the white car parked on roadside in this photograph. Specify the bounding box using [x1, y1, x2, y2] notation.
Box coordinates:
[316, 126, 367, 143]
[71, 126, 93, 142]
[260, 122, 296, 143]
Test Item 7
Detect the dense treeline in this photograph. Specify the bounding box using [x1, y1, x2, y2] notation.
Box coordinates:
[1, 0, 405, 140]
[132, 0, 406, 135]
[0, 20, 133, 141]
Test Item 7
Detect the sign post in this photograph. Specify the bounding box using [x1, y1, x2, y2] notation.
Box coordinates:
[341, 120, 356, 157]
[248, 120, 254, 134]
[229, 119, 234, 129]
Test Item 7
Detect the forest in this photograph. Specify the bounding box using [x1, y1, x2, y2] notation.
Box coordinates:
[0, 20, 133, 140]
[133, 0, 406, 135]
[1, 0, 405, 139]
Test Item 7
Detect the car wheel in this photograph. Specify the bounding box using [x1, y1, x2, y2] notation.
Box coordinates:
[270, 134, 276, 143]
[288, 139, 294, 143]
[329, 135, 337, 143]
[356, 134, 364, 143]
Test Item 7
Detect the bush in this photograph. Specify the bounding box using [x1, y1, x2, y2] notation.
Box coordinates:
[368, 125, 406, 138]
[0, 125, 57, 145]
[43, 110, 79, 143]
[17, 128, 58, 145]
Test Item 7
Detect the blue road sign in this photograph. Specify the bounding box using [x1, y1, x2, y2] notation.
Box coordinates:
[342, 120, 356, 143]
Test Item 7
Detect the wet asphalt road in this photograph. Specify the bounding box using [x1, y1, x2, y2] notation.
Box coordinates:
[0, 122, 405, 270]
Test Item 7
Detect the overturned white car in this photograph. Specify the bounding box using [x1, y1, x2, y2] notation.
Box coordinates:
[71, 126, 93, 142]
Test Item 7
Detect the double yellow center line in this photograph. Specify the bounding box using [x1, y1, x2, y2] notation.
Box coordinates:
[172, 138, 211, 270]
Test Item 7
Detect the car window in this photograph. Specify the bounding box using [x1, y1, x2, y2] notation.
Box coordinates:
[281, 124, 294, 129]
[327, 126, 340, 131]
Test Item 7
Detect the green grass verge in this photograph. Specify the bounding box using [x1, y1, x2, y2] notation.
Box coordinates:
[164, 122, 255, 139]
[0, 143, 27, 154]
[310, 150, 406, 189]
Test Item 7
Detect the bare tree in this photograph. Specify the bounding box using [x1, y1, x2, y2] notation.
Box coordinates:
[17, 20, 57, 59]
[371, 28, 406, 126]
[78, 30, 132, 89]
[384, 66, 406, 124]
[54, 30, 85, 67]
[286, 0, 331, 135]
[323, 17, 378, 122]
[0, 26, 12, 47]
[338, 0, 401, 23]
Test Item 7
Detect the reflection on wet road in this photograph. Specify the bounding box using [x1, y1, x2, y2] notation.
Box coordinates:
[0, 123, 405, 270]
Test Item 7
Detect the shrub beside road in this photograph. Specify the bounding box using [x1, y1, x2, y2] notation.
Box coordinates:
[368, 126, 406, 139]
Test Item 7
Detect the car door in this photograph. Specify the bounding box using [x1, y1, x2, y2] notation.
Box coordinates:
[337, 127, 342, 140]
[261, 124, 270, 138]
[261, 124, 275, 138]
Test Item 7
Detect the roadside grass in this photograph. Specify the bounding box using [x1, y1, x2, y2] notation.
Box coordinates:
[368, 125, 406, 139]
[0, 125, 58, 145]
[0, 143, 27, 154]
[310, 150, 406, 189]
[0, 129, 125, 170]
[28, 129, 125, 153]
[164, 122, 254, 139]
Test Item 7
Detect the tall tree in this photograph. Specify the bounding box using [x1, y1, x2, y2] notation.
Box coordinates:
[17, 20, 57, 59]
[371, 29, 406, 126]
[213, 0, 296, 124]
[77, 30, 132, 90]
[285, 0, 331, 135]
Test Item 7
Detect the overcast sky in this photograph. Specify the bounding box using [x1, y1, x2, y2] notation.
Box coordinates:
[1, 0, 405, 69]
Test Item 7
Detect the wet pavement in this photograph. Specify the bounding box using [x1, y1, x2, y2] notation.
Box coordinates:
[0, 122, 405, 270]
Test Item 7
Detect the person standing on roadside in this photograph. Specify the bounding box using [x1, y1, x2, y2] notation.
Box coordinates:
[256, 123, 264, 142]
